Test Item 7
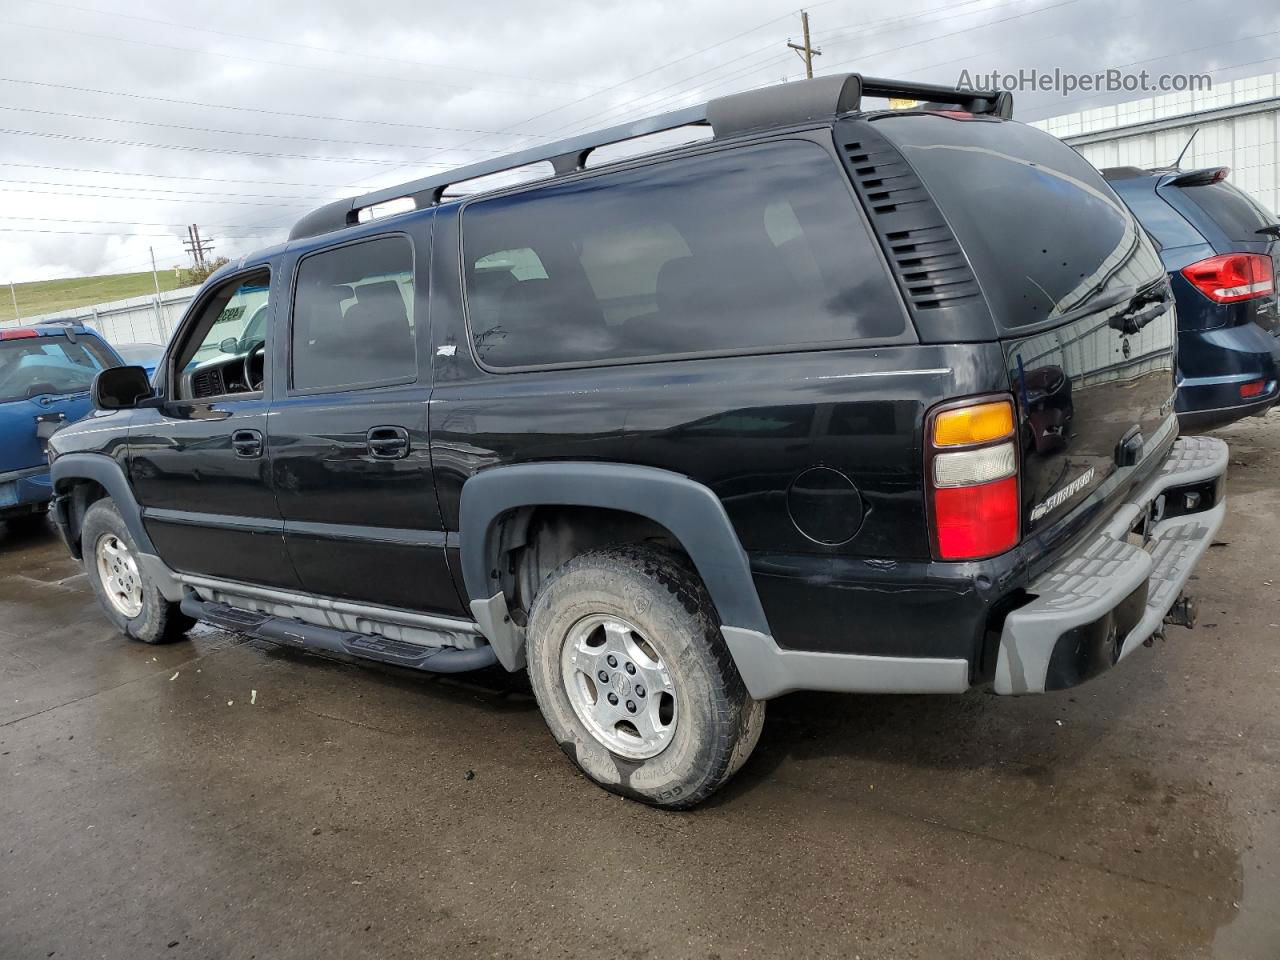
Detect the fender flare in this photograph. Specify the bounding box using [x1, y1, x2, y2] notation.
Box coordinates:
[50, 453, 155, 554]
[458, 462, 772, 669]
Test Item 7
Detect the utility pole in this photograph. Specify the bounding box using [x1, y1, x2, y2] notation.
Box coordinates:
[149, 246, 165, 338]
[183, 224, 215, 269]
[787, 10, 821, 80]
[9, 281, 18, 321]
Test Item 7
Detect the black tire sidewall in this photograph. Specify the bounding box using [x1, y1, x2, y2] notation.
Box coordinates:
[526, 547, 749, 808]
[82, 499, 175, 644]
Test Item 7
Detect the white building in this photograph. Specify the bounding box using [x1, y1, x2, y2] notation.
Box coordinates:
[1034, 72, 1280, 215]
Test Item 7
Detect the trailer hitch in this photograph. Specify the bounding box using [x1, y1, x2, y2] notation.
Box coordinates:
[1164, 594, 1198, 630]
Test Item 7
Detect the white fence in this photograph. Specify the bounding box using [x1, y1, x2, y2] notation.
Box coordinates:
[2, 285, 200, 348]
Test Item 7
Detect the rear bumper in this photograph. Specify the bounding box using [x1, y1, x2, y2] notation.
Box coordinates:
[994, 436, 1228, 695]
[0, 465, 52, 517]
[1175, 323, 1280, 429]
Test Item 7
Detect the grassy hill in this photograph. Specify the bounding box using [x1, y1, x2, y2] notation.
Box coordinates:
[8, 270, 191, 320]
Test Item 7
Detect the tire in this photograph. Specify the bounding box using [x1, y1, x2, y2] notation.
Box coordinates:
[525, 544, 765, 809]
[81, 498, 194, 644]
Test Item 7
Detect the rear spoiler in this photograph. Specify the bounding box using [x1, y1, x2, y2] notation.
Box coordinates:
[1169, 166, 1230, 186]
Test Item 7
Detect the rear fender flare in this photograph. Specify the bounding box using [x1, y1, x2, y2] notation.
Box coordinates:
[458, 462, 772, 669]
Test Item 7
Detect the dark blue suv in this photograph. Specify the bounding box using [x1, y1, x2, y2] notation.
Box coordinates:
[1, 324, 121, 527]
[1104, 165, 1280, 430]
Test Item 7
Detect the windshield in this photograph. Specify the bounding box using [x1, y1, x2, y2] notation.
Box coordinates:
[874, 114, 1165, 330]
[0, 335, 115, 403]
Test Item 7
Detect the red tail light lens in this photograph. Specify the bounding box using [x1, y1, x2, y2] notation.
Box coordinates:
[1181, 254, 1274, 303]
[926, 396, 1020, 561]
[934, 477, 1020, 559]
[0, 328, 39, 340]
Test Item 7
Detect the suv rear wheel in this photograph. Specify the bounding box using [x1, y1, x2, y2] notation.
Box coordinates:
[82, 498, 194, 644]
[525, 544, 764, 808]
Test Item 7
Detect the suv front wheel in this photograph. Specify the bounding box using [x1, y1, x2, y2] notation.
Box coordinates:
[526, 545, 764, 809]
[82, 498, 194, 644]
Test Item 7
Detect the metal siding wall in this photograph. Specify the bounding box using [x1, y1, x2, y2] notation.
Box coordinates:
[0, 286, 199, 348]
[1038, 72, 1280, 216]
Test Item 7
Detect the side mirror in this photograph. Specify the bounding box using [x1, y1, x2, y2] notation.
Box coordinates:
[219, 337, 239, 354]
[92, 366, 153, 410]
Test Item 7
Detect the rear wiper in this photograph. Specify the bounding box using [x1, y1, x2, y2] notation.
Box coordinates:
[1256, 224, 1280, 239]
[1108, 288, 1171, 336]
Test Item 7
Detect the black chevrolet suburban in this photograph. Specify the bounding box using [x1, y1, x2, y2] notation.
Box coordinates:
[48, 75, 1228, 808]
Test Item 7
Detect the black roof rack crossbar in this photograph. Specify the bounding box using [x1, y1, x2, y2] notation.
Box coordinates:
[859, 76, 1012, 118]
[289, 72, 1010, 242]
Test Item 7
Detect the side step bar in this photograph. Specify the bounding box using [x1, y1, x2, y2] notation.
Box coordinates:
[180, 592, 499, 674]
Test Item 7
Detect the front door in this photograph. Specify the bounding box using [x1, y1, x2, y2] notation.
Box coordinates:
[129, 266, 298, 589]
[267, 231, 461, 615]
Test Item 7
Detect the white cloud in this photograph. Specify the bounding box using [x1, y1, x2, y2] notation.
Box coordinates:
[0, 0, 1275, 282]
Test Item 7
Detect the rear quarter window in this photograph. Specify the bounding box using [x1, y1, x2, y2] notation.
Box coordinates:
[874, 115, 1165, 330]
[461, 139, 908, 369]
[1110, 179, 1206, 250]
[1173, 180, 1276, 243]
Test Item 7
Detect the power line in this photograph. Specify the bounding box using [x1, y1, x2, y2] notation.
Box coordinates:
[0, 160, 355, 190]
[0, 126, 457, 165]
[0, 227, 282, 239]
[0, 76, 548, 139]
[18, 0, 595, 93]
[817, 0, 1087, 72]
[0, 18, 587, 98]
[0, 186, 318, 207]
[0, 177, 332, 200]
[0, 215, 280, 229]
[0, 104, 514, 155]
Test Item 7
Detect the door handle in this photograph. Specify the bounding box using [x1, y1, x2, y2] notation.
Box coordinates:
[231, 428, 263, 459]
[366, 425, 410, 460]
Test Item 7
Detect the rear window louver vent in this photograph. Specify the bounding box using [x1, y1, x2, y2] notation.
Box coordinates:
[841, 137, 982, 311]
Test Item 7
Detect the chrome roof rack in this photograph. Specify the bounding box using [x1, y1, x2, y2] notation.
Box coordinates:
[289, 73, 1011, 242]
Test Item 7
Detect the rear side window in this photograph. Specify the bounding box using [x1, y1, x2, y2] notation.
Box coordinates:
[1173, 180, 1276, 243]
[291, 236, 416, 391]
[1111, 180, 1205, 250]
[462, 140, 906, 369]
[875, 115, 1165, 330]
[0, 334, 114, 403]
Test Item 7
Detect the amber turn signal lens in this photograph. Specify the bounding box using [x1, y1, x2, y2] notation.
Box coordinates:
[932, 400, 1014, 447]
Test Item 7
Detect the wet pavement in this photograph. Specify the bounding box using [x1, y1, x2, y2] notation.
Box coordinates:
[2, 417, 1279, 960]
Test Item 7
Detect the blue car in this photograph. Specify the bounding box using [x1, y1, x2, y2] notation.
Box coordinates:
[0, 324, 122, 526]
[1104, 165, 1280, 431]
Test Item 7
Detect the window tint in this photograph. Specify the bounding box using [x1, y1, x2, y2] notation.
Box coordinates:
[1111, 180, 1205, 249]
[1174, 181, 1276, 243]
[462, 140, 905, 368]
[291, 236, 416, 391]
[875, 115, 1165, 329]
[0, 335, 114, 403]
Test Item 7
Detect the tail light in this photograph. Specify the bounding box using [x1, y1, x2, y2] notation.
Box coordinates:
[926, 396, 1019, 561]
[0, 328, 39, 340]
[1181, 254, 1274, 303]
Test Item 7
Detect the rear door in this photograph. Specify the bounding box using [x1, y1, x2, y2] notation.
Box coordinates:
[872, 113, 1176, 544]
[267, 227, 461, 615]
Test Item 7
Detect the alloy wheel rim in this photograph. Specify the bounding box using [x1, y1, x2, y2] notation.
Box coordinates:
[96, 534, 144, 619]
[559, 613, 678, 761]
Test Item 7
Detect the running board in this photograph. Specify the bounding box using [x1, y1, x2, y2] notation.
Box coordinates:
[180, 592, 499, 674]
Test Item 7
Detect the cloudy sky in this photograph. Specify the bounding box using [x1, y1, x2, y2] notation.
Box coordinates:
[1, 0, 1277, 285]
